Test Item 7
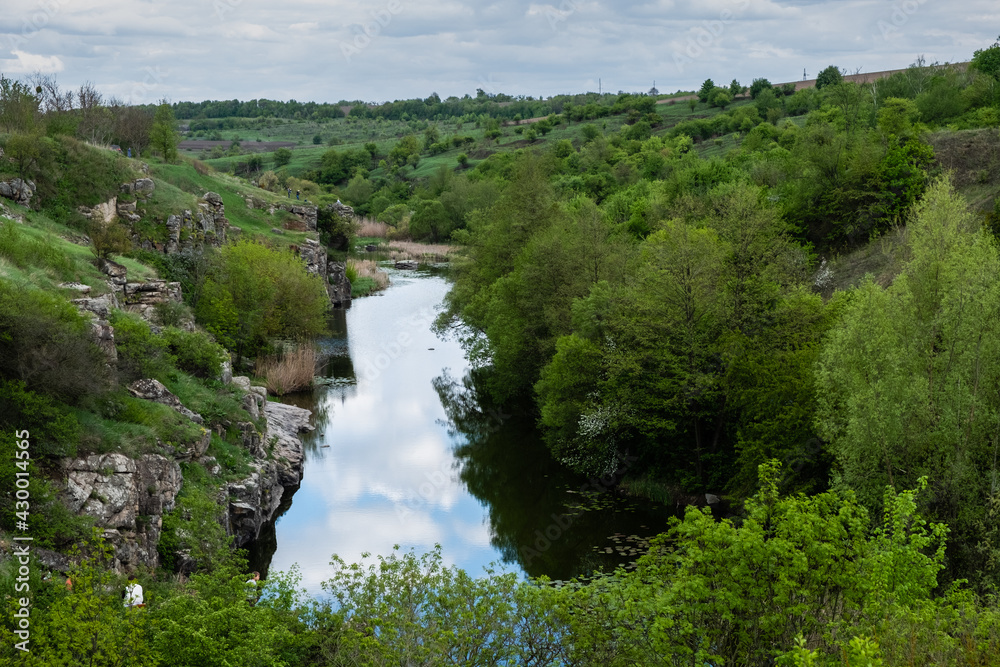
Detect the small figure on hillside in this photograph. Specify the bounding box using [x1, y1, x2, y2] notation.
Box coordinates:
[65, 576, 73, 591]
[296, 190, 300, 200]
[127, 147, 132, 158]
[245, 571, 260, 605]
[124, 575, 144, 608]
[287, 188, 292, 198]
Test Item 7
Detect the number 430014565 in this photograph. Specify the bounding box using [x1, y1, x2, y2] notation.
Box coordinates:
[15, 430, 30, 524]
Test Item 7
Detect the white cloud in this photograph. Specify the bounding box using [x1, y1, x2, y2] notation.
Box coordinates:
[1, 50, 64, 73]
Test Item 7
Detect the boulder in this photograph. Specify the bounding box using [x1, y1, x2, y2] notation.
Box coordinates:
[394, 260, 419, 270]
[121, 178, 155, 196]
[128, 378, 205, 425]
[98, 258, 128, 292]
[0, 178, 35, 206]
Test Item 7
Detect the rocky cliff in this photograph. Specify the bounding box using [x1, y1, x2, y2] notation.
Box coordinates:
[58, 377, 313, 569]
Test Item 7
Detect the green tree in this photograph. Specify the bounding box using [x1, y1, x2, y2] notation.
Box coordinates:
[749, 77, 772, 99]
[698, 78, 716, 103]
[729, 78, 744, 97]
[273, 147, 292, 167]
[815, 65, 844, 89]
[971, 35, 1000, 81]
[196, 239, 328, 360]
[0, 75, 39, 133]
[816, 178, 1000, 587]
[149, 103, 179, 163]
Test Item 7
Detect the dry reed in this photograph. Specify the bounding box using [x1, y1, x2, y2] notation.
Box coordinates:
[346, 258, 391, 290]
[386, 240, 455, 262]
[255, 345, 317, 395]
[358, 218, 390, 238]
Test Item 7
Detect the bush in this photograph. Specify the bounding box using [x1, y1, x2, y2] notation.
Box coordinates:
[162, 327, 228, 379]
[108, 310, 173, 382]
[195, 239, 328, 361]
[0, 281, 109, 403]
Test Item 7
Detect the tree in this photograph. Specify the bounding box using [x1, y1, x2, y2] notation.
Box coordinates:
[150, 103, 179, 163]
[195, 239, 329, 360]
[273, 147, 292, 167]
[0, 75, 40, 133]
[815, 178, 1000, 587]
[4, 132, 42, 181]
[710, 89, 732, 109]
[409, 199, 450, 242]
[971, 35, 1000, 81]
[816, 65, 844, 89]
[698, 78, 716, 103]
[749, 77, 772, 99]
[456, 152, 469, 168]
[729, 79, 744, 97]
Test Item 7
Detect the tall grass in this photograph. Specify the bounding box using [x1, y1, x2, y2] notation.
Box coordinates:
[255, 344, 317, 395]
[0, 221, 78, 280]
[358, 218, 390, 238]
[386, 240, 454, 262]
[346, 258, 390, 297]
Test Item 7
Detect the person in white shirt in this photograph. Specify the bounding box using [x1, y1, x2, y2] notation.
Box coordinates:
[124, 575, 143, 608]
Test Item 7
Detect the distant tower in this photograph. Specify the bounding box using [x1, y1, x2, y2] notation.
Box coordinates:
[803, 68, 807, 81]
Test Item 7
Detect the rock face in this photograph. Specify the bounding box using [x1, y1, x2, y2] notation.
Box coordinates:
[223, 377, 313, 547]
[294, 238, 351, 308]
[78, 197, 118, 224]
[123, 280, 190, 328]
[128, 378, 205, 425]
[98, 258, 129, 294]
[121, 178, 155, 196]
[61, 453, 182, 570]
[327, 260, 351, 308]
[73, 294, 119, 364]
[0, 178, 35, 206]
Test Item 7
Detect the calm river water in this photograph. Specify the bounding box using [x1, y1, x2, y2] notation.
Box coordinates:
[248, 265, 671, 595]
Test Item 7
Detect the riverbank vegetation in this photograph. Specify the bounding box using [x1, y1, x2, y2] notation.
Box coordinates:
[2, 37, 1000, 665]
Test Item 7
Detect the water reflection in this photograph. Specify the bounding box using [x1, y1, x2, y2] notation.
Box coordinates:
[253, 266, 671, 594]
[434, 371, 672, 580]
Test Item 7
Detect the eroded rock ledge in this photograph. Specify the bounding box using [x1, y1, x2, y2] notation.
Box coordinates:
[59, 377, 313, 570]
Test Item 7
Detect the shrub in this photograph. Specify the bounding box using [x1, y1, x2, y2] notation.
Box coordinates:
[0, 281, 109, 402]
[162, 327, 228, 379]
[88, 219, 132, 261]
[195, 239, 328, 361]
[108, 310, 173, 382]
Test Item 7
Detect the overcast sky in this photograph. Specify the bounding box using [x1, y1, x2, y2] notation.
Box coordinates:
[1, 0, 997, 105]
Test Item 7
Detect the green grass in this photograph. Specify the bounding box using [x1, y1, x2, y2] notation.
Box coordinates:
[149, 159, 313, 246]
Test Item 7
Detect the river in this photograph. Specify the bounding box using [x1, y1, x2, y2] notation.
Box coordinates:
[248, 264, 671, 595]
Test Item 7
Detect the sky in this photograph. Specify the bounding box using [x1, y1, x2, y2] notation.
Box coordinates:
[1, 0, 997, 105]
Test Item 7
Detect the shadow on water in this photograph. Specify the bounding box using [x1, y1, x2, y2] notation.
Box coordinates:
[434, 370, 675, 581]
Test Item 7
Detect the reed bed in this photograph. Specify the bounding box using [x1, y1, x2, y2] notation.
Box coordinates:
[255, 344, 316, 395]
[357, 218, 390, 238]
[346, 258, 391, 297]
[385, 240, 455, 262]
